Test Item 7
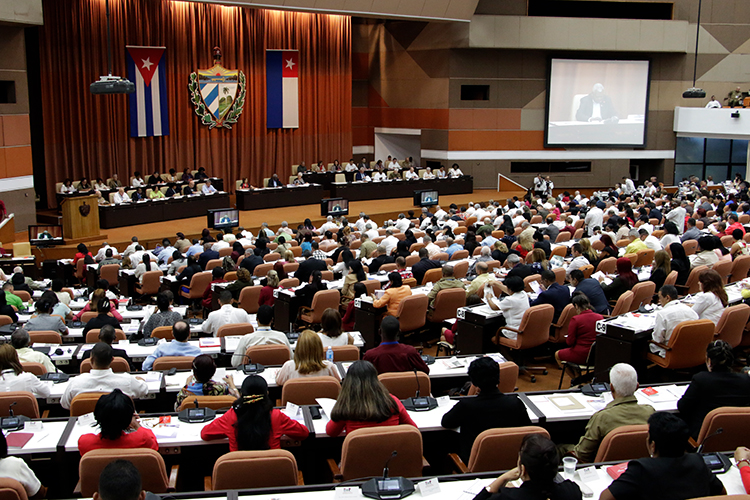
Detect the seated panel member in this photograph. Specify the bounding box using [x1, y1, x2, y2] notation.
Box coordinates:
[363, 316, 429, 374]
[141, 321, 201, 371]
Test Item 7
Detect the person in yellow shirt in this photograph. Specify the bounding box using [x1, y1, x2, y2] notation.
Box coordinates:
[465, 261, 496, 297]
[148, 188, 165, 200]
[624, 228, 648, 255]
[373, 272, 412, 317]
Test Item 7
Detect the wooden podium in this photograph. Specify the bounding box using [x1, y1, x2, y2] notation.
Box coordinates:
[61, 195, 103, 243]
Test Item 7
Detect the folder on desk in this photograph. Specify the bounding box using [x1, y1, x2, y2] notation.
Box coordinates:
[547, 395, 585, 411]
[606, 462, 629, 480]
[6, 432, 33, 448]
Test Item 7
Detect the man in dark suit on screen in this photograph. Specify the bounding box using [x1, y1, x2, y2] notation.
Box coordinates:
[576, 83, 618, 123]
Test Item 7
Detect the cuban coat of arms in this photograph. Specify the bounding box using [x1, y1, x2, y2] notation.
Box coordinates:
[188, 47, 246, 129]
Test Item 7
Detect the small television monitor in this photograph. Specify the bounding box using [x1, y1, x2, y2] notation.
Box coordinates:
[28, 225, 64, 246]
[207, 208, 239, 230]
[414, 190, 439, 207]
[320, 198, 349, 217]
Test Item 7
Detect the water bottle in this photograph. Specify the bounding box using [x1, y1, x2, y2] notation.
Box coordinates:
[326, 346, 334, 363]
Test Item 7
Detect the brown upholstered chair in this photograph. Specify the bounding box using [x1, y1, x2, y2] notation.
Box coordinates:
[428, 288, 465, 323]
[493, 304, 554, 382]
[180, 271, 212, 305]
[0, 479, 28, 500]
[676, 265, 706, 296]
[0, 315, 12, 327]
[421, 268, 442, 285]
[176, 395, 236, 411]
[579, 264, 594, 279]
[245, 344, 291, 365]
[252, 263, 273, 278]
[550, 304, 575, 344]
[646, 319, 715, 370]
[80, 357, 130, 373]
[0, 392, 40, 418]
[663, 270, 678, 287]
[152, 356, 195, 371]
[361, 279, 380, 296]
[605, 291, 633, 318]
[629, 281, 655, 311]
[682, 239, 698, 255]
[85, 328, 126, 343]
[99, 264, 120, 289]
[523, 274, 541, 293]
[595, 257, 617, 274]
[206, 450, 302, 491]
[279, 278, 299, 289]
[711, 259, 732, 285]
[328, 425, 424, 481]
[378, 371, 431, 399]
[300, 289, 340, 326]
[135, 270, 162, 296]
[730, 255, 750, 283]
[555, 232, 571, 243]
[281, 376, 341, 405]
[396, 294, 429, 334]
[28, 331, 62, 344]
[715, 304, 750, 348]
[238, 285, 262, 314]
[21, 362, 46, 376]
[70, 392, 109, 416]
[79, 448, 178, 496]
[466, 361, 519, 394]
[151, 325, 174, 340]
[449, 427, 549, 473]
[634, 248, 655, 268]
[379, 263, 398, 273]
[695, 407, 750, 453]
[594, 424, 650, 462]
[451, 250, 469, 261]
[216, 323, 254, 337]
[552, 267, 566, 285]
[13, 290, 31, 303]
[550, 246, 567, 259]
[331, 345, 360, 361]
[452, 261, 470, 279]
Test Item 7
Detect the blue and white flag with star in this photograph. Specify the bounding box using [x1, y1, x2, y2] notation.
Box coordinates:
[126, 46, 169, 137]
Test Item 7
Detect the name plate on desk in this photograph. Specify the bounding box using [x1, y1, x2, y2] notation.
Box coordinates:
[273, 289, 280, 298]
[354, 298, 361, 308]
[457, 307, 466, 319]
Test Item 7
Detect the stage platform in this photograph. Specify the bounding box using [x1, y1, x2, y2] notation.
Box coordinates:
[25, 188, 522, 261]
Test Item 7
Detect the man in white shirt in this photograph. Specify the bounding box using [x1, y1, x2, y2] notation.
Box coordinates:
[544, 176, 554, 198]
[61, 343, 148, 409]
[449, 164, 464, 178]
[404, 167, 419, 180]
[319, 216, 339, 234]
[622, 176, 636, 195]
[345, 159, 358, 172]
[372, 170, 387, 182]
[665, 202, 687, 234]
[388, 158, 400, 170]
[112, 187, 131, 205]
[231, 305, 291, 367]
[364, 223, 379, 242]
[394, 214, 411, 233]
[123, 237, 139, 257]
[95, 242, 119, 262]
[202, 291, 251, 336]
[434, 205, 447, 220]
[201, 179, 217, 195]
[12, 329, 56, 373]
[423, 235, 441, 258]
[382, 229, 400, 256]
[639, 228, 662, 251]
[584, 200, 604, 237]
[277, 221, 294, 237]
[128, 246, 145, 267]
[533, 174, 546, 196]
[705, 95, 721, 109]
[566, 244, 590, 277]
[423, 167, 435, 179]
[650, 285, 699, 357]
[354, 213, 368, 232]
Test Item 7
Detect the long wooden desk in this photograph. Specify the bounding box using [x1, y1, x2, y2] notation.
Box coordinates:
[98, 192, 230, 229]
[328, 176, 473, 202]
[236, 184, 325, 210]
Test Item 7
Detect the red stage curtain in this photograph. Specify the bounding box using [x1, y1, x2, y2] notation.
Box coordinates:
[39, 0, 352, 207]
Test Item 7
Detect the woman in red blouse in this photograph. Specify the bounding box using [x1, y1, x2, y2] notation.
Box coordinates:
[326, 360, 417, 437]
[201, 375, 309, 451]
[78, 389, 158, 456]
[554, 294, 602, 366]
[258, 270, 280, 307]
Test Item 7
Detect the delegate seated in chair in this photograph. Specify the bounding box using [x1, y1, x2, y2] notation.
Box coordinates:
[362, 316, 429, 375]
[142, 321, 201, 371]
[441, 357, 530, 463]
[0, 432, 47, 499]
[649, 285, 698, 358]
[558, 363, 653, 463]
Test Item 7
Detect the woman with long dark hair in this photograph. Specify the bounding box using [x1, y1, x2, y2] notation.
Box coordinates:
[326, 360, 416, 437]
[669, 242, 691, 286]
[691, 269, 728, 324]
[201, 375, 309, 451]
[341, 260, 367, 304]
[598, 257, 638, 302]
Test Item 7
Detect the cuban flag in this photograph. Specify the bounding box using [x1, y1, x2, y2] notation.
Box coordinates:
[266, 50, 299, 129]
[126, 46, 169, 137]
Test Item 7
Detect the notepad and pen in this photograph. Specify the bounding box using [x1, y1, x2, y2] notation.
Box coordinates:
[547, 395, 586, 411]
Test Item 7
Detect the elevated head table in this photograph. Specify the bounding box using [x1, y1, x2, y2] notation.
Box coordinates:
[99, 192, 230, 229]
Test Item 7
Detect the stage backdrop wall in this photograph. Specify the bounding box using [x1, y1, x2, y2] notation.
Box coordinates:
[38, 0, 351, 208]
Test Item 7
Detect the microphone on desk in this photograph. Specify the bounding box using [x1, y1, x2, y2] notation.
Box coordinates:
[7, 401, 16, 417]
[402, 368, 437, 412]
[697, 427, 723, 454]
[361, 451, 415, 500]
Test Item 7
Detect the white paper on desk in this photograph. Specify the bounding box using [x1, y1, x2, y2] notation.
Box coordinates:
[151, 427, 178, 439]
[529, 280, 543, 294]
[455, 478, 488, 500]
[316, 398, 337, 419]
[639, 386, 678, 403]
[442, 357, 465, 369]
[666, 385, 688, 399]
[142, 372, 162, 383]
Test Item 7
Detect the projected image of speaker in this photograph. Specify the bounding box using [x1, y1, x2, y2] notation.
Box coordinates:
[413, 190, 438, 207]
[545, 58, 651, 147]
[320, 198, 349, 217]
[29, 225, 64, 247]
[207, 208, 239, 231]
